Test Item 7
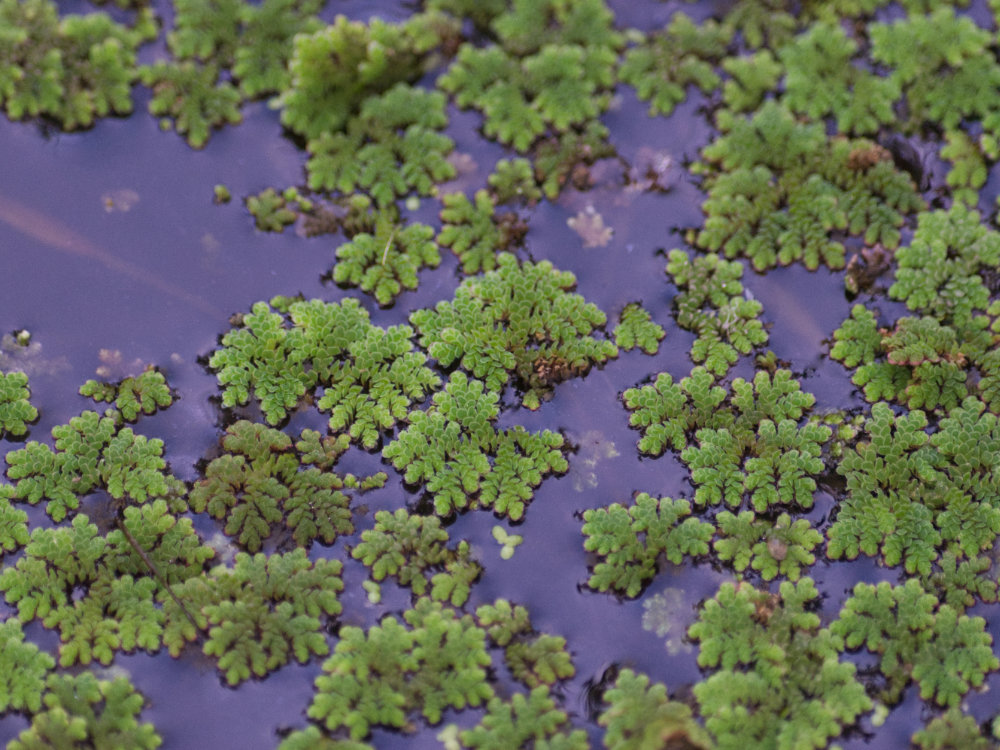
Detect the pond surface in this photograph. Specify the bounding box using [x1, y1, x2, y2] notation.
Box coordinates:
[4, 1, 1000, 748]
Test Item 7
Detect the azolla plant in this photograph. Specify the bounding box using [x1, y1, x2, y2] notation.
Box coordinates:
[7, 0, 1000, 747]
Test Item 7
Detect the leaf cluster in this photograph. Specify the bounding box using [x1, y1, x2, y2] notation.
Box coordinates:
[351, 508, 481, 606]
[476, 599, 575, 688]
[411, 253, 617, 409]
[666, 250, 767, 375]
[689, 578, 871, 749]
[613, 303, 665, 355]
[0, 369, 38, 437]
[714, 510, 821, 581]
[307, 598, 492, 739]
[190, 420, 383, 552]
[438, 189, 528, 275]
[79, 368, 172, 422]
[162, 549, 343, 685]
[457, 685, 588, 750]
[383, 372, 567, 519]
[581, 493, 713, 597]
[832, 579, 999, 706]
[692, 102, 925, 270]
[139, 61, 242, 148]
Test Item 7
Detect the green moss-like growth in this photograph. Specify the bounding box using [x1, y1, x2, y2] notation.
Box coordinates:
[832, 579, 999, 706]
[79, 368, 172, 422]
[351, 508, 481, 606]
[9, 672, 161, 750]
[714, 510, 821, 581]
[613, 303, 665, 355]
[5, 410, 180, 522]
[411, 253, 617, 409]
[476, 599, 575, 688]
[438, 189, 528, 274]
[383, 372, 567, 519]
[307, 598, 493, 739]
[457, 685, 588, 749]
[582, 493, 713, 597]
[0, 503, 213, 666]
[331, 214, 441, 305]
[0, 484, 29, 554]
[0, 370, 37, 437]
[0, 619, 55, 714]
[0, 0, 153, 129]
[162, 549, 342, 685]
[692, 101, 925, 270]
[190, 420, 384, 552]
[666, 251, 767, 375]
[598, 668, 713, 750]
[307, 85, 455, 208]
[140, 61, 242, 148]
[689, 578, 871, 749]
[624, 368, 830, 511]
[278, 12, 458, 141]
[911, 707, 995, 750]
[619, 13, 731, 117]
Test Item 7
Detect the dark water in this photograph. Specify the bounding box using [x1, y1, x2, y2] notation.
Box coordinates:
[1, 1, 986, 748]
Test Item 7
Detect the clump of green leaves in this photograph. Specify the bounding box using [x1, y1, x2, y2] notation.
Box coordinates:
[411, 253, 617, 409]
[190, 420, 384, 552]
[209, 297, 438, 437]
[383, 372, 567, 519]
[714, 510, 821, 581]
[278, 12, 458, 141]
[827, 398, 1000, 575]
[79, 368, 172, 422]
[619, 13, 731, 117]
[0, 369, 38, 437]
[438, 189, 528, 274]
[624, 368, 830, 511]
[832, 579, 999, 706]
[0, 619, 55, 714]
[307, 598, 493, 739]
[306, 84, 456, 208]
[5, 410, 180, 522]
[666, 251, 767, 375]
[0, 0, 154, 130]
[597, 668, 713, 750]
[140, 61, 242, 148]
[613, 303, 665, 355]
[9, 672, 161, 750]
[246, 187, 313, 232]
[0, 503, 213, 666]
[351, 508, 481, 606]
[689, 578, 871, 749]
[476, 599, 575, 688]
[162, 549, 343, 685]
[911, 707, 996, 750]
[692, 102, 925, 270]
[456, 685, 587, 749]
[331, 213, 441, 305]
[581, 493, 713, 597]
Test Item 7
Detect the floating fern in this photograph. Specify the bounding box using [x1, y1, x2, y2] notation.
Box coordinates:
[457, 685, 587, 749]
[79, 369, 173, 423]
[613, 303, 665, 355]
[0, 619, 54, 714]
[0, 369, 37, 437]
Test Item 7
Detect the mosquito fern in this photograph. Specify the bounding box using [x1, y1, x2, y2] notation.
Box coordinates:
[410, 253, 617, 409]
[0, 369, 37, 437]
[79, 369, 172, 423]
[714, 510, 821, 581]
[438, 189, 527, 274]
[457, 685, 587, 750]
[383, 372, 567, 519]
[613, 303, 665, 355]
[139, 61, 242, 148]
[0, 619, 54, 714]
[832, 579, 999, 706]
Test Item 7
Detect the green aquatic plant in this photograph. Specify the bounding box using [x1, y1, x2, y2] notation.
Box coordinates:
[941, 130, 988, 207]
[597, 668, 713, 750]
[79, 369, 172, 422]
[911, 707, 995, 750]
[5, 409, 179, 522]
[351, 508, 481, 606]
[832, 579, 999, 706]
[476, 599, 574, 688]
[307, 598, 493, 739]
[689, 578, 871, 750]
[0, 502, 213, 666]
[140, 61, 242, 148]
[488, 157, 542, 205]
[491, 524, 523, 559]
[9, 672, 161, 750]
[307, 85, 455, 207]
[331, 214, 441, 305]
[0, 370, 37, 437]
[278, 12, 458, 141]
[161, 549, 342, 685]
[778, 21, 899, 135]
[625, 369, 829, 511]
[456, 685, 587, 750]
[246, 187, 301, 232]
[531, 120, 616, 199]
[581, 493, 713, 597]
[666, 250, 767, 375]
[0, 485, 29, 554]
[382, 372, 567, 519]
[692, 102, 925, 270]
[721, 50, 782, 113]
[613, 303, 665, 355]
[411, 253, 617, 409]
[0, 619, 54, 714]
[0, 0, 153, 129]
[713, 510, 821, 581]
[619, 13, 731, 117]
[190, 420, 384, 552]
[438, 190, 528, 274]
[921, 552, 998, 611]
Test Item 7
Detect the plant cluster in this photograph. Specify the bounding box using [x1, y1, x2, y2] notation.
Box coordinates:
[411, 253, 618, 409]
[0, 369, 37, 438]
[612, 303, 665, 355]
[475, 599, 575, 689]
[79, 368, 173, 422]
[438, 189, 529, 275]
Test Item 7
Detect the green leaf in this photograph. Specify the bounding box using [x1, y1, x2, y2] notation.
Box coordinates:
[140, 61, 242, 149]
[438, 190, 526, 274]
[458, 686, 586, 750]
[0, 619, 55, 713]
[613, 303, 665, 355]
[0, 370, 37, 437]
[79, 369, 172, 422]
